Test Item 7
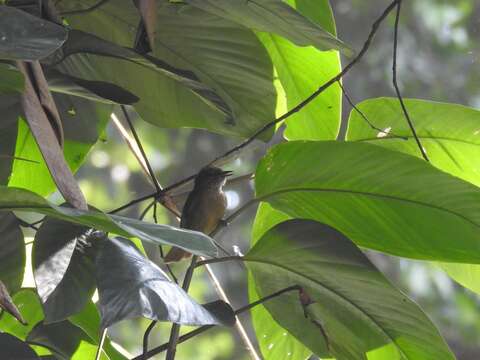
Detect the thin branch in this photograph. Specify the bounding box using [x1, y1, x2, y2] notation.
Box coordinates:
[134, 285, 302, 360]
[95, 328, 107, 360]
[60, 0, 110, 15]
[338, 81, 407, 140]
[166, 256, 198, 360]
[142, 320, 157, 360]
[196, 256, 243, 268]
[392, 1, 429, 161]
[120, 106, 162, 193]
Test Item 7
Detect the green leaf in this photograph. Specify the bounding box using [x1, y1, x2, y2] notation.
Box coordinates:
[0, 212, 24, 293]
[0, 332, 38, 359]
[9, 92, 111, 196]
[0, 6, 66, 60]
[57, 0, 276, 139]
[33, 218, 96, 323]
[346, 97, 480, 187]
[69, 301, 128, 360]
[0, 63, 24, 94]
[246, 219, 454, 359]
[0, 186, 218, 257]
[0, 289, 44, 340]
[45, 68, 139, 105]
[26, 321, 102, 360]
[186, 0, 351, 55]
[95, 237, 234, 329]
[257, 0, 342, 140]
[249, 203, 311, 360]
[255, 141, 480, 263]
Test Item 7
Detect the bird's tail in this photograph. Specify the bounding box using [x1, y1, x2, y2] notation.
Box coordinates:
[164, 247, 192, 264]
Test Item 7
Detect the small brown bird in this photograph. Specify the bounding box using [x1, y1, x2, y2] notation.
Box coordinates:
[164, 166, 232, 263]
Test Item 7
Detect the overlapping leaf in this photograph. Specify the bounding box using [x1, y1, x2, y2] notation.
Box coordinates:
[255, 141, 480, 263]
[56, 0, 276, 139]
[95, 237, 234, 329]
[257, 0, 342, 140]
[247, 219, 454, 359]
[0, 186, 218, 257]
[0, 6, 66, 60]
[186, 0, 351, 55]
[0, 212, 24, 293]
[33, 218, 97, 323]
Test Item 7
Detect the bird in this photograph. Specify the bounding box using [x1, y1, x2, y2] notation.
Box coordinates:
[164, 166, 232, 263]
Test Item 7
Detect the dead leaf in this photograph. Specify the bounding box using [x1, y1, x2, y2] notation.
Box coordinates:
[16, 61, 87, 210]
[0, 280, 27, 325]
[139, 0, 157, 50]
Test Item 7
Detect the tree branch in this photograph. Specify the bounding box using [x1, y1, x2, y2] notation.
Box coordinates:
[134, 285, 302, 360]
[392, 0, 429, 161]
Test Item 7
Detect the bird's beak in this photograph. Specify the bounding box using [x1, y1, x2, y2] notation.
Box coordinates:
[222, 170, 233, 177]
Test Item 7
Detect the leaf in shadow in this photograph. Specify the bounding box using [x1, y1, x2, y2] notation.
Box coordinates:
[0, 212, 25, 293]
[0, 332, 38, 359]
[0, 6, 66, 60]
[45, 68, 139, 105]
[95, 237, 235, 329]
[33, 217, 98, 323]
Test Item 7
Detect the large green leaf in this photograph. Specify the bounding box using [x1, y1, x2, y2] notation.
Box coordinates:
[249, 203, 311, 360]
[186, 0, 351, 54]
[0, 6, 66, 60]
[346, 97, 480, 187]
[345, 97, 480, 296]
[255, 141, 480, 263]
[0, 186, 218, 257]
[0, 95, 19, 185]
[56, 0, 276, 139]
[247, 219, 454, 359]
[0, 332, 39, 359]
[0, 212, 24, 293]
[257, 0, 342, 140]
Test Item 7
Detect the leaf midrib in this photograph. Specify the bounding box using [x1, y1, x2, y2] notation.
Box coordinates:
[245, 256, 409, 359]
[257, 187, 480, 229]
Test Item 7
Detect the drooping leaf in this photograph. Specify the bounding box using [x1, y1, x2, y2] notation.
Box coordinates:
[247, 219, 454, 359]
[56, 0, 276, 139]
[9, 92, 111, 196]
[26, 321, 102, 360]
[0, 186, 218, 257]
[0, 212, 25, 293]
[249, 203, 311, 360]
[33, 218, 97, 323]
[45, 68, 139, 104]
[0, 289, 43, 341]
[95, 237, 234, 329]
[0, 63, 24, 94]
[0, 280, 26, 326]
[186, 0, 351, 55]
[257, 0, 342, 140]
[255, 141, 480, 263]
[346, 97, 480, 187]
[16, 61, 87, 210]
[0, 6, 66, 60]
[0, 332, 38, 359]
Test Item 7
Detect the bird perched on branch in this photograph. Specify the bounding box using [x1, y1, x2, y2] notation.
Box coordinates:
[164, 166, 232, 263]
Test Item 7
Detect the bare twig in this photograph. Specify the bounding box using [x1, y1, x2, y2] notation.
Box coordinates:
[392, 1, 429, 161]
[133, 285, 302, 360]
[60, 0, 110, 15]
[95, 328, 108, 360]
[196, 256, 244, 268]
[338, 81, 407, 140]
